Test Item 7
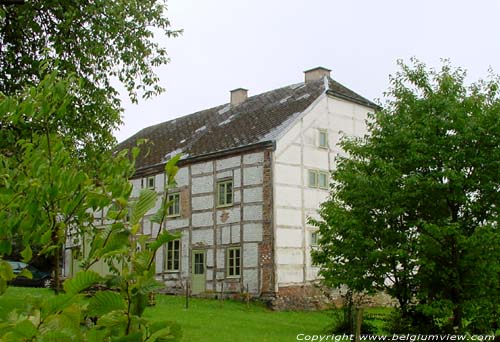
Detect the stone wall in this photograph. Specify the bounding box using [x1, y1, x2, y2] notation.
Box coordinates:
[270, 283, 397, 311]
[270, 284, 342, 311]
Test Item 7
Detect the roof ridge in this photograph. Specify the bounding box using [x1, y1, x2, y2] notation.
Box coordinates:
[118, 75, 373, 171]
[326, 76, 378, 109]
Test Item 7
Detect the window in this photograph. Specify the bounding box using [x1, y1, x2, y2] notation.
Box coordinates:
[311, 231, 319, 247]
[167, 192, 180, 217]
[193, 251, 204, 274]
[310, 231, 320, 267]
[318, 171, 329, 189]
[217, 180, 233, 207]
[227, 247, 241, 277]
[308, 170, 318, 187]
[165, 239, 180, 271]
[318, 130, 328, 148]
[147, 176, 155, 189]
[308, 170, 329, 189]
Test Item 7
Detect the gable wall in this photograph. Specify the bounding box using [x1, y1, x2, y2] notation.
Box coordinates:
[273, 94, 373, 289]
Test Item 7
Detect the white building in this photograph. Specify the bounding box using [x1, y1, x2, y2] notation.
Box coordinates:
[66, 67, 377, 309]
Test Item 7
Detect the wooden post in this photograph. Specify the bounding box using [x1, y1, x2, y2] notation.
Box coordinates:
[219, 281, 224, 308]
[246, 283, 250, 309]
[185, 279, 189, 310]
[354, 308, 363, 342]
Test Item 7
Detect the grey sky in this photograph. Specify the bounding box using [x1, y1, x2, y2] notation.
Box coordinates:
[115, 0, 500, 142]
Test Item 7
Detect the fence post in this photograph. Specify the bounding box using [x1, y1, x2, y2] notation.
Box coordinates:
[354, 308, 363, 342]
[185, 279, 189, 310]
[246, 283, 250, 309]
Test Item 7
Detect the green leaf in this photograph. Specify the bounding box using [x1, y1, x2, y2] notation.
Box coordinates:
[133, 250, 153, 274]
[136, 279, 162, 296]
[111, 332, 144, 342]
[86, 328, 108, 342]
[148, 230, 179, 251]
[2, 319, 37, 341]
[18, 267, 32, 279]
[39, 304, 83, 340]
[0, 261, 14, 281]
[148, 321, 182, 342]
[130, 292, 149, 317]
[0, 240, 11, 255]
[88, 291, 126, 317]
[97, 310, 127, 329]
[130, 189, 157, 226]
[41, 293, 76, 318]
[165, 154, 181, 188]
[63, 270, 102, 295]
[20, 245, 32, 263]
[38, 329, 76, 342]
[0, 279, 8, 296]
[149, 207, 166, 224]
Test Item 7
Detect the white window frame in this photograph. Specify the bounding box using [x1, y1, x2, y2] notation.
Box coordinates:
[217, 179, 233, 207]
[165, 239, 180, 272]
[226, 247, 241, 278]
[308, 170, 318, 188]
[308, 170, 329, 189]
[167, 192, 181, 217]
[311, 231, 320, 247]
[318, 129, 328, 149]
[147, 176, 155, 190]
[318, 171, 329, 189]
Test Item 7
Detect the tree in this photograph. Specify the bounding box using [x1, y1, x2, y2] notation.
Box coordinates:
[311, 59, 500, 333]
[0, 71, 128, 290]
[0, 0, 180, 284]
[0, 72, 182, 340]
[0, 0, 180, 152]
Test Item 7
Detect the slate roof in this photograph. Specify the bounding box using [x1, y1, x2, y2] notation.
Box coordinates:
[118, 76, 377, 172]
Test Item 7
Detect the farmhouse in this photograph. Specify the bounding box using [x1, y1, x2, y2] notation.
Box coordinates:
[66, 67, 377, 308]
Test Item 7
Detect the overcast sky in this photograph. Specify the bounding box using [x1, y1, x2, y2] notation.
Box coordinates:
[114, 0, 500, 142]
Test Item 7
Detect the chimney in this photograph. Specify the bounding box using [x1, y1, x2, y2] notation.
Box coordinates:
[304, 66, 331, 83]
[230, 88, 248, 106]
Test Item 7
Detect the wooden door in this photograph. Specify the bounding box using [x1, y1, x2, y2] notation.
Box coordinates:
[191, 250, 205, 294]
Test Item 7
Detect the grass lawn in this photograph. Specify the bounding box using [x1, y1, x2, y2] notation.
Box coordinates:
[0, 287, 390, 341]
[144, 295, 333, 341]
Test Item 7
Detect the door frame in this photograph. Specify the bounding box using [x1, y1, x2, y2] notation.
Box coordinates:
[191, 249, 206, 294]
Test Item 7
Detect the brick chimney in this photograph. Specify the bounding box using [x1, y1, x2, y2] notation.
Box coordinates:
[230, 88, 248, 106]
[304, 67, 331, 83]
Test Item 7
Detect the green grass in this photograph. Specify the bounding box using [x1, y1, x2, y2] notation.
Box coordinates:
[0, 286, 54, 320]
[0, 287, 391, 342]
[144, 295, 332, 342]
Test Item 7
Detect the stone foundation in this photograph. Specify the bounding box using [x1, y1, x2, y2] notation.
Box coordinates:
[269, 283, 397, 311]
[270, 284, 341, 310]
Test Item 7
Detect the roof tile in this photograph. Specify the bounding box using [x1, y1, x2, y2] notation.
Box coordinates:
[118, 76, 377, 171]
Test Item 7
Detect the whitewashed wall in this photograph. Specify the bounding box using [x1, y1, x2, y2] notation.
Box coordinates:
[273, 94, 373, 287]
[128, 151, 266, 295]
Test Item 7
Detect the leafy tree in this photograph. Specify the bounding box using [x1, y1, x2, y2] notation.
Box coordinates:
[1, 0, 180, 282]
[0, 71, 182, 340]
[0, 0, 180, 152]
[0, 72, 98, 290]
[311, 59, 500, 333]
[0, 159, 182, 341]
